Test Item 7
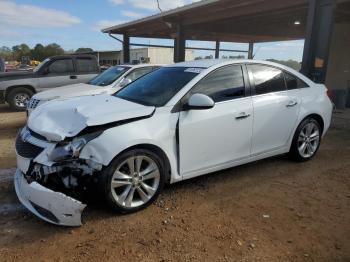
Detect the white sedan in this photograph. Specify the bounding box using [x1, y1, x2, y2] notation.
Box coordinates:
[26, 64, 161, 114]
[15, 59, 332, 226]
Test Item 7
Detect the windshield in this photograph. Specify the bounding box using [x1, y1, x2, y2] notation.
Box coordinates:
[33, 58, 50, 73]
[115, 67, 201, 107]
[88, 66, 130, 86]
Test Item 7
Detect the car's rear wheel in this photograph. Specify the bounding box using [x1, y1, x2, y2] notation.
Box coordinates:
[289, 118, 321, 161]
[7, 87, 33, 111]
[100, 149, 165, 213]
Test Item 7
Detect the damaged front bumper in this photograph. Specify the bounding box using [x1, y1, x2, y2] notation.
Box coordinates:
[14, 168, 86, 226]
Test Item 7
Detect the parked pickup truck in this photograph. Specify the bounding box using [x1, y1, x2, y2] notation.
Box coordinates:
[27, 64, 161, 115]
[0, 54, 100, 110]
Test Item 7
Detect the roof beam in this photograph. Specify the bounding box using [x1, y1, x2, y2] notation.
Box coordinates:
[180, 0, 308, 26]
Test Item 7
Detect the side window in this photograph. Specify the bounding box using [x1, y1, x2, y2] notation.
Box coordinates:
[126, 67, 153, 81]
[48, 59, 74, 74]
[189, 65, 245, 103]
[248, 64, 286, 95]
[76, 57, 98, 73]
[284, 72, 309, 90]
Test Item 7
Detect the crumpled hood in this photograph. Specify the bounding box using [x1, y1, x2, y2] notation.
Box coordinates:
[34, 83, 112, 100]
[28, 94, 155, 141]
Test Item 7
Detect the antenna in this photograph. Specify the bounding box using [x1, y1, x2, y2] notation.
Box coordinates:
[157, 0, 162, 12]
[253, 46, 261, 58]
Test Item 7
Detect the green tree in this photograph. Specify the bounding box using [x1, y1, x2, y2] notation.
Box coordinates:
[0, 46, 13, 60]
[266, 59, 301, 71]
[43, 43, 64, 58]
[31, 43, 45, 61]
[75, 47, 93, 53]
[229, 55, 245, 59]
[12, 43, 31, 61]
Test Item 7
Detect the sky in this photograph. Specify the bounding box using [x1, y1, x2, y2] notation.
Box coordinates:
[0, 0, 305, 61]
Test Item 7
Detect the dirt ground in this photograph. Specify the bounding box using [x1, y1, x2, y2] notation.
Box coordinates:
[0, 104, 349, 262]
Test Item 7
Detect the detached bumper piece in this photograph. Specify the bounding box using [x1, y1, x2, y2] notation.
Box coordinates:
[14, 169, 86, 226]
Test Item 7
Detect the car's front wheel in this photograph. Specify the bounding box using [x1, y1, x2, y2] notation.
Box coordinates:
[289, 117, 322, 161]
[100, 148, 165, 213]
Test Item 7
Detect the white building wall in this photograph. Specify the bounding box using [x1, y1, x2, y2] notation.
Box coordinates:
[99, 47, 195, 65]
[147, 47, 195, 64]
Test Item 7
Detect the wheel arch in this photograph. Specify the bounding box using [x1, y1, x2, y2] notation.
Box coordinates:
[288, 112, 326, 152]
[300, 113, 325, 134]
[108, 143, 172, 184]
[5, 85, 36, 102]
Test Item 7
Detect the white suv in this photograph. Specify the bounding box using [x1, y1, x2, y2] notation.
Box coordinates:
[26, 64, 161, 115]
[15, 60, 332, 226]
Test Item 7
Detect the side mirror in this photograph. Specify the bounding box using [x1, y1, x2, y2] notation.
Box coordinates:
[120, 78, 132, 87]
[186, 94, 215, 110]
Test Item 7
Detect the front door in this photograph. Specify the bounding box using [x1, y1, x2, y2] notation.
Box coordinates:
[38, 58, 77, 91]
[179, 64, 253, 177]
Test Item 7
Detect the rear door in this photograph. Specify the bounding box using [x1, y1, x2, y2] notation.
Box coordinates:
[179, 64, 253, 177]
[247, 64, 300, 155]
[75, 56, 100, 83]
[37, 58, 76, 91]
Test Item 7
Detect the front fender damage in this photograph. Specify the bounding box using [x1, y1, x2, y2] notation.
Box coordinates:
[14, 169, 86, 226]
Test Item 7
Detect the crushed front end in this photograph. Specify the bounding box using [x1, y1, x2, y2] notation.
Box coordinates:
[14, 126, 103, 226]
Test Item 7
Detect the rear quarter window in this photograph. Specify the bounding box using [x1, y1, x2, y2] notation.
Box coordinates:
[284, 72, 309, 90]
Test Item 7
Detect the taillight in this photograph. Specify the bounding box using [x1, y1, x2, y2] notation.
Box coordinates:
[326, 88, 332, 99]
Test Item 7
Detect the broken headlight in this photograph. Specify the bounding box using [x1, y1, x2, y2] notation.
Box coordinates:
[48, 131, 102, 162]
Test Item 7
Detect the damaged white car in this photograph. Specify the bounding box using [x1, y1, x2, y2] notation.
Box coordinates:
[15, 60, 333, 226]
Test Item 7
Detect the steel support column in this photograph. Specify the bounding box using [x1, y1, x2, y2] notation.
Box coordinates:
[215, 40, 220, 59]
[248, 43, 254, 59]
[174, 24, 186, 63]
[123, 34, 130, 63]
[301, 0, 334, 83]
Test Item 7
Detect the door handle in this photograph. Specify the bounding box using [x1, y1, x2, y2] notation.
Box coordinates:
[286, 101, 298, 107]
[235, 112, 251, 120]
[70, 75, 77, 79]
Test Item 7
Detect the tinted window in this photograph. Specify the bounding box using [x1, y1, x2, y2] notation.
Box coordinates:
[126, 67, 154, 82]
[76, 57, 98, 73]
[33, 58, 50, 73]
[284, 72, 309, 90]
[116, 67, 200, 107]
[48, 59, 74, 74]
[249, 64, 286, 95]
[88, 66, 130, 86]
[189, 65, 245, 102]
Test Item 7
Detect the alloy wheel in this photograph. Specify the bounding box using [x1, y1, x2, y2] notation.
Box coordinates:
[110, 155, 160, 208]
[297, 122, 320, 158]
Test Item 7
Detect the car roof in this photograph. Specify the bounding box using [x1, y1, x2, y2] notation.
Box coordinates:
[166, 59, 233, 68]
[49, 54, 97, 60]
[164, 59, 298, 70]
[118, 63, 164, 69]
[164, 59, 311, 84]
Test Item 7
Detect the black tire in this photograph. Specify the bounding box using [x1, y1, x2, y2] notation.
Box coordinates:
[99, 148, 165, 214]
[288, 117, 322, 162]
[7, 87, 34, 111]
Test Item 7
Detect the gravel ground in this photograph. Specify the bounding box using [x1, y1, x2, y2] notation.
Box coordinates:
[0, 104, 349, 261]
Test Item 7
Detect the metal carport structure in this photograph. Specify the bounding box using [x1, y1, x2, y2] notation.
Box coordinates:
[102, 0, 350, 107]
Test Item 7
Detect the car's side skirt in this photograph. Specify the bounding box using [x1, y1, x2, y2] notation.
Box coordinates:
[177, 146, 289, 182]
